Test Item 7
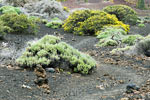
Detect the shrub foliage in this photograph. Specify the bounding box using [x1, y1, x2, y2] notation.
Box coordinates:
[0, 6, 21, 14]
[0, 20, 11, 38]
[46, 17, 63, 29]
[103, 5, 138, 25]
[16, 35, 96, 74]
[0, 13, 38, 34]
[63, 10, 129, 35]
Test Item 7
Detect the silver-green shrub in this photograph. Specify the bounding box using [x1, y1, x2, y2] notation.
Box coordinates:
[16, 35, 96, 74]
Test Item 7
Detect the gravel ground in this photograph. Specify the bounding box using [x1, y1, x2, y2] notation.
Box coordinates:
[0, 23, 150, 100]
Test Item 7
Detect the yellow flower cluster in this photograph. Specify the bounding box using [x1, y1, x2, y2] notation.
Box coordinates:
[63, 6, 69, 12]
[63, 10, 130, 35]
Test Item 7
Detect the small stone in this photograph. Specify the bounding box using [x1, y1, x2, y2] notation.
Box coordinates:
[46, 68, 55, 73]
[126, 84, 137, 90]
[96, 85, 105, 90]
[126, 84, 138, 93]
[22, 84, 32, 90]
[120, 97, 129, 100]
[119, 80, 124, 84]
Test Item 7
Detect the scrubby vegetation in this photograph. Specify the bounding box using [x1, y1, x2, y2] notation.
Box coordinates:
[2, 0, 38, 6]
[46, 17, 63, 29]
[96, 26, 145, 47]
[63, 10, 129, 35]
[0, 13, 39, 34]
[0, 6, 21, 14]
[0, 20, 11, 38]
[122, 35, 144, 45]
[96, 27, 126, 47]
[16, 35, 96, 74]
[103, 5, 138, 25]
[135, 39, 150, 57]
[23, 0, 69, 20]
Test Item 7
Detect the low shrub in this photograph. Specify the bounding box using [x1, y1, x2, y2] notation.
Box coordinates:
[63, 10, 102, 33]
[122, 35, 144, 45]
[110, 46, 131, 54]
[0, 20, 11, 38]
[103, 5, 138, 25]
[138, 23, 145, 27]
[46, 17, 63, 29]
[2, 0, 38, 6]
[23, 0, 69, 20]
[0, 13, 39, 34]
[96, 27, 126, 47]
[110, 35, 150, 55]
[16, 35, 96, 74]
[63, 10, 129, 35]
[135, 39, 150, 57]
[0, 6, 21, 14]
[76, 14, 129, 35]
[96, 26, 144, 47]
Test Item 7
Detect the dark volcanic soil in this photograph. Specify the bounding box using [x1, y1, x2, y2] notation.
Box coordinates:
[0, 23, 150, 100]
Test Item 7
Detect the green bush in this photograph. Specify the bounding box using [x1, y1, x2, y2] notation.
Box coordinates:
[122, 35, 144, 45]
[16, 35, 96, 74]
[46, 17, 63, 29]
[0, 13, 39, 34]
[63, 10, 102, 33]
[63, 10, 129, 35]
[103, 5, 138, 25]
[138, 23, 145, 27]
[0, 20, 11, 38]
[135, 39, 150, 56]
[96, 27, 126, 47]
[137, 0, 145, 10]
[0, 6, 21, 14]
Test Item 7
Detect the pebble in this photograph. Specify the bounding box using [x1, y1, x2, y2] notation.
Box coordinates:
[96, 85, 105, 90]
[120, 97, 129, 100]
[22, 84, 32, 90]
[46, 68, 55, 73]
[126, 84, 140, 93]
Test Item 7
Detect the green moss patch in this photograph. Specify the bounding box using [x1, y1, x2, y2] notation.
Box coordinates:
[16, 35, 96, 74]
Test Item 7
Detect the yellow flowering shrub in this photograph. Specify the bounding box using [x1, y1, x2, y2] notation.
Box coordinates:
[63, 10, 129, 35]
[63, 6, 69, 12]
[63, 10, 105, 33]
[103, 5, 138, 25]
